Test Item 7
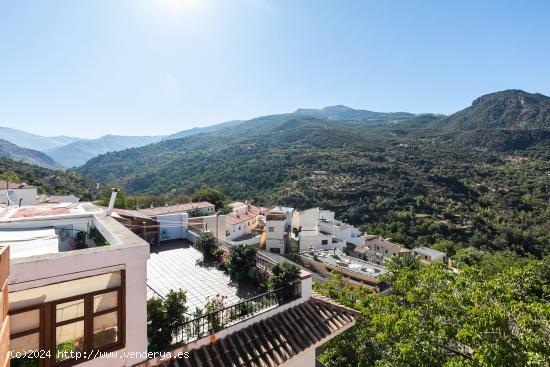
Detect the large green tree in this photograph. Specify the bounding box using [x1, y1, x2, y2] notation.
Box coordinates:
[315, 252, 550, 367]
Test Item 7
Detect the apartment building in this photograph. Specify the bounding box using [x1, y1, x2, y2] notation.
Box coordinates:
[0, 201, 150, 367]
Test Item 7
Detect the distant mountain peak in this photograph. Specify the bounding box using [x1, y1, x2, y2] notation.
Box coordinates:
[322, 105, 355, 112]
[439, 89, 550, 130]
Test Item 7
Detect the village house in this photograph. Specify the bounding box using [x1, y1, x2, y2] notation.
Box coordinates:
[0, 197, 150, 366]
[226, 203, 263, 243]
[264, 206, 293, 254]
[413, 246, 447, 263]
[291, 208, 355, 253]
[353, 236, 411, 264]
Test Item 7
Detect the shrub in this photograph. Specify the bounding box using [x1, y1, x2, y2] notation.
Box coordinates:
[147, 289, 187, 352]
[227, 244, 257, 276]
[268, 263, 300, 302]
[196, 232, 217, 259]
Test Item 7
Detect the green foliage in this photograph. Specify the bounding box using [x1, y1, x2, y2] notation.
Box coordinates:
[268, 263, 300, 302]
[191, 187, 225, 209]
[147, 289, 187, 352]
[268, 263, 300, 289]
[196, 232, 217, 259]
[0, 157, 97, 199]
[76, 115, 550, 258]
[98, 186, 128, 209]
[385, 252, 421, 271]
[188, 207, 207, 218]
[316, 252, 550, 367]
[227, 244, 257, 276]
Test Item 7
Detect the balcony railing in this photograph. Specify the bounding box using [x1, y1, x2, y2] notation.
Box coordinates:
[173, 281, 301, 344]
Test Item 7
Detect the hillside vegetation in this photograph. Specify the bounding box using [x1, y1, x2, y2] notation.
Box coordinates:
[77, 90, 550, 257]
[0, 139, 63, 170]
[0, 157, 97, 199]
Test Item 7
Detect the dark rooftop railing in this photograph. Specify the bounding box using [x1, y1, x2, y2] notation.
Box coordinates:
[174, 281, 301, 344]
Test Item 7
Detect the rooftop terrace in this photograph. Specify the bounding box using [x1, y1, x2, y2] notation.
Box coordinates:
[0, 203, 144, 259]
[302, 248, 388, 279]
[147, 239, 263, 310]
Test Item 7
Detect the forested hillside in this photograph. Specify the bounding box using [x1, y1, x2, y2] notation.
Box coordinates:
[0, 157, 97, 199]
[0, 139, 63, 170]
[77, 90, 550, 257]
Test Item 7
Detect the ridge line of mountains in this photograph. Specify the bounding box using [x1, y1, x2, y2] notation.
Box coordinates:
[2, 89, 549, 170]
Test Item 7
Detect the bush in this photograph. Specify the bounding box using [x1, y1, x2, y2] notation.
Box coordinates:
[268, 263, 300, 302]
[227, 244, 257, 276]
[147, 289, 187, 352]
[196, 232, 217, 259]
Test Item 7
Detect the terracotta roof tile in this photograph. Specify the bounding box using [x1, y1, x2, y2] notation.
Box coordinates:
[161, 297, 358, 367]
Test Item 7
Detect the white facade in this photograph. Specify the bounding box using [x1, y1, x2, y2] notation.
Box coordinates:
[157, 212, 188, 241]
[413, 247, 447, 263]
[0, 203, 150, 367]
[292, 208, 357, 252]
[0, 186, 37, 206]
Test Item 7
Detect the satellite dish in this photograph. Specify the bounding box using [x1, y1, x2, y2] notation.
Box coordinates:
[7, 190, 18, 206]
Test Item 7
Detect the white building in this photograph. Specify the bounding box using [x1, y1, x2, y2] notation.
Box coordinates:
[291, 208, 354, 253]
[0, 201, 150, 367]
[226, 204, 262, 242]
[0, 180, 37, 206]
[353, 236, 411, 264]
[265, 207, 293, 254]
[137, 201, 215, 218]
[413, 246, 447, 263]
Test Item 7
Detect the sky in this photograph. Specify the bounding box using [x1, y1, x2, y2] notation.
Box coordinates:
[1, 0, 549, 138]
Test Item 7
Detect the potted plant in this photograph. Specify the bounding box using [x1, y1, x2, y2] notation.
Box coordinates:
[70, 231, 87, 250]
[204, 294, 227, 333]
[227, 244, 257, 282]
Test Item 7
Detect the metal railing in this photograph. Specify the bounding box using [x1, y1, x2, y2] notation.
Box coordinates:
[174, 281, 301, 344]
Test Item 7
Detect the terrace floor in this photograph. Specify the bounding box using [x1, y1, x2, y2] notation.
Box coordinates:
[147, 239, 264, 310]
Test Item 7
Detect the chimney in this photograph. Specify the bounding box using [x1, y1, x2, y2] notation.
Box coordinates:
[105, 188, 119, 216]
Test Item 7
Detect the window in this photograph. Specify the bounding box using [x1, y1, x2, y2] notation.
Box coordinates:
[268, 227, 274, 233]
[9, 277, 124, 366]
[321, 240, 329, 245]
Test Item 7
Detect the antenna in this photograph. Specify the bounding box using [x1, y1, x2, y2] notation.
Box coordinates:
[7, 190, 18, 206]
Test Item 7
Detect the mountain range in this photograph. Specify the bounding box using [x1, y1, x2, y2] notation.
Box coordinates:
[1, 89, 549, 256]
[0, 105, 420, 168]
[0, 139, 63, 170]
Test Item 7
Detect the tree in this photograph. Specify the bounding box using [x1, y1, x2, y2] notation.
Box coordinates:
[385, 252, 421, 271]
[99, 186, 128, 209]
[147, 289, 187, 352]
[227, 244, 257, 276]
[196, 232, 217, 259]
[268, 263, 300, 302]
[191, 188, 225, 210]
[315, 253, 550, 367]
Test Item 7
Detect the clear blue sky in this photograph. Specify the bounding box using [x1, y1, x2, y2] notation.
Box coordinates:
[1, 0, 549, 138]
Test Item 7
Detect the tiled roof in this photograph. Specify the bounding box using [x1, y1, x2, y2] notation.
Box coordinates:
[138, 202, 214, 216]
[165, 296, 359, 367]
[0, 180, 35, 189]
[227, 205, 261, 226]
[365, 236, 408, 252]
